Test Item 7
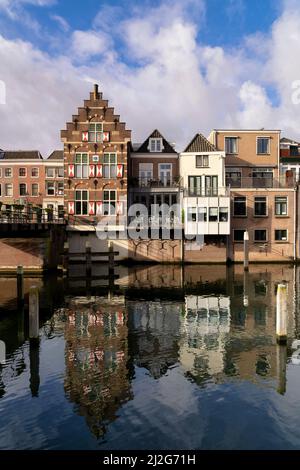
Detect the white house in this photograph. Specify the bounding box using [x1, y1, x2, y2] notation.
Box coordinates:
[180, 133, 230, 239]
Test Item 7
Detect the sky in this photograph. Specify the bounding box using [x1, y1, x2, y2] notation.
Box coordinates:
[0, 0, 300, 155]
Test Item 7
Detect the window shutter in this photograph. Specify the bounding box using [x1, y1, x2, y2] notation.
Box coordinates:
[116, 201, 123, 215]
[88, 202, 95, 215]
[96, 201, 103, 215]
[68, 202, 75, 215]
[68, 164, 74, 178]
[103, 132, 110, 142]
[117, 164, 123, 178]
[89, 165, 95, 178]
[96, 164, 103, 178]
[82, 131, 89, 142]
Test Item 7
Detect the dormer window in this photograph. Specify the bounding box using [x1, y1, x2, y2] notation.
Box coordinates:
[149, 138, 163, 152]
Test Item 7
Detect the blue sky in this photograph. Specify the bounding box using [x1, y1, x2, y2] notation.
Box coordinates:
[1, 0, 300, 154]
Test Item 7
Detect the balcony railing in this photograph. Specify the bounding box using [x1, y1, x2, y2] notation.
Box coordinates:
[129, 178, 181, 189]
[226, 176, 297, 189]
[183, 187, 230, 197]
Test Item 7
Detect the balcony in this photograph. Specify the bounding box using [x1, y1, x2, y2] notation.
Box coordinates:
[129, 177, 181, 191]
[183, 187, 230, 197]
[225, 176, 297, 189]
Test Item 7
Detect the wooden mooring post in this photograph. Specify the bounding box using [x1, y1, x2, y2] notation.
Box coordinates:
[17, 265, 24, 306]
[29, 286, 39, 341]
[276, 284, 287, 344]
[243, 230, 249, 271]
[86, 241, 92, 278]
[108, 241, 115, 293]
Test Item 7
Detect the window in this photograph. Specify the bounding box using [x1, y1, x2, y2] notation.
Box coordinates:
[57, 182, 64, 195]
[219, 207, 229, 222]
[233, 196, 246, 216]
[46, 167, 55, 178]
[225, 137, 238, 154]
[31, 167, 39, 177]
[75, 190, 88, 215]
[0, 168, 2, 178]
[5, 183, 13, 197]
[188, 176, 201, 196]
[58, 205, 64, 219]
[19, 183, 27, 196]
[139, 163, 153, 185]
[275, 196, 287, 216]
[46, 182, 55, 196]
[149, 138, 163, 152]
[0, 184, 1, 196]
[159, 163, 172, 186]
[196, 155, 209, 167]
[19, 167, 26, 177]
[205, 176, 218, 196]
[226, 171, 241, 188]
[209, 207, 218, 222]
[103, 153, 117, 178]
[254, 229, 267, 242]
[187, 207, 197, 222]
[89, 123, 103, 143]
[31, 184, 39, 196]
[275, 229, 288, 241]
[254, 196, 267, 216]
[58, 167, 64, 178]
[5, 168, 12, 177]
[257, 137, 270, 154]
[252, 169, 273, 188]
[75, 153, 88, 178]
[198, 207, 207, 222]
[233, 229, 245, 242]
[103, 190, 116, 215]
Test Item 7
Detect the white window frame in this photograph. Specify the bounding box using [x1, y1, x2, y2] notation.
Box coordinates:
[275, 229, 288, 242]
[5, 183, 13, 197]
[88, 123, 103, 143]
[149, 138, 163, 153]
[19, 167, 27, 178]
[46, 181, 55, 196]
[196, 155, 209, 168]
[233, 196, 247, 217]
[257, 136, 270, 155]
[254, 229, 268, 243]
[31, 167, 39, 178]
[0, 168, 2, 178]
[75, 153, 89, 179]
[275, 196, 288, 216]
[103, 189, 117, 215]
[57, 167, 64, 178]
[31, 183, 39, 197]
[225, 136, 238, 154]
[46, 167, 55, 178]
[75, 190, 89, 216]
[103, 153, 117, 179]
[57, 181, 64, 196]
[4, 167, 12, 178]
[19, 182, 27, 197]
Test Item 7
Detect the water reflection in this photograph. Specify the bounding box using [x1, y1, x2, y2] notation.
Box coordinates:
[0, 264, 300, 449]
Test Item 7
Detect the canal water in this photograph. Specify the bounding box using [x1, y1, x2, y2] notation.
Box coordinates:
[0, 264, 300, 450]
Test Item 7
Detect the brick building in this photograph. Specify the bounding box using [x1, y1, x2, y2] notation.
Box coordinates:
[209, 129, 298, 262]
[61, 84, 131, 233]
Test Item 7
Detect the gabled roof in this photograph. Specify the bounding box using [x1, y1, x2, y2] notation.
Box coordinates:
[0, 150, 43, 160]
[280, 137, 300, 145]
[134, 129, 177, 153]
[48, 150, 64, 160]
[183, 133, 216, 153]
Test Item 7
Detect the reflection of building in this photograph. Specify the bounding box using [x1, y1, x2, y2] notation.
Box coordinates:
[127, 301, 182, 379]
[63, 298, 132, 438]
[180, 296, 230, 382]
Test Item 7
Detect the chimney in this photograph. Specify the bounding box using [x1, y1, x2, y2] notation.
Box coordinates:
[94, 83, 99, 100]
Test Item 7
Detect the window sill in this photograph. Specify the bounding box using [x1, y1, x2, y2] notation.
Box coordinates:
[233, 215, 247, 218]
[275, 215, 289, 218]
[275, 240, 288, 243]
[256, 153, 270, 156]
[254, 215, 268, 218]
[254, 241, 268, 243]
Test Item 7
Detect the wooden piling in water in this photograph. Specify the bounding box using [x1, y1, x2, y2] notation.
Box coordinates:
[108, 241, 115, 292]
[243, 230, 249, 271]
[63, 242, 69, 274]
[17, 265, 24, 305]
[29, 286, 39, 341]
[276, 284, 287, 344]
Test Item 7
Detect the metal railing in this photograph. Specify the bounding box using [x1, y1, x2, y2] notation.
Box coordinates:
[130, 178, 181, 189]
[226, 176, 297, 189]
[0, 208, 65, 224]
[183, 187, 230, 197]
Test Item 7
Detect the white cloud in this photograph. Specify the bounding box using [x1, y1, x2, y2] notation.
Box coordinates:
[50, 14, 69, 33]
[1, 0, 300, 156]
[71, 30, 111, 60]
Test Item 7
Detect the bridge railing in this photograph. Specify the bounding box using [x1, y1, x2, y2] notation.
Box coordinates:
[0, 207, 65, 224]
